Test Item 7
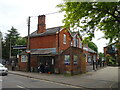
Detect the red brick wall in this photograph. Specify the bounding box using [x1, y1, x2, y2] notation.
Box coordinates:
[55, 47, 86, 75]
[37, 15, 46, 33]
[30, 35, 56, 49]
[58, 28, 72, 52]
[31, 55, 38, 68]
[18, 55, 28, 71]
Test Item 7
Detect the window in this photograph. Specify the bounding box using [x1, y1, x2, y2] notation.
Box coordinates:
[70, 41, 73, 46]
[112, 45, 115, 51]
[74, 38, 76, 47]
[63, 34, 66, 44]
[21, 55, 27, 62]
[74, 55, 78, 65]
[76, 39, 79, 47]
[74, 37, 79, 47]
[79, 41, 82, 48]
[64, 55, 70, 65]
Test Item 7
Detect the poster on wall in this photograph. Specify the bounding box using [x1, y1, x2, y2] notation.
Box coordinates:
[64, 55, 70, 65]
[21, 55, 27, 62]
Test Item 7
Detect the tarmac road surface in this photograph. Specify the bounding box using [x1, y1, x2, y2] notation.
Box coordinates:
[1, 74, 85, 89]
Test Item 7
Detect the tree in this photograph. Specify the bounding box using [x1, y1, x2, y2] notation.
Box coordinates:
[88, 41, 98, 52]
[57, 1, 120, 65]
[16, 37, 26, 45]
[82, 37, 98, 52]
[2, 27, 20, 60]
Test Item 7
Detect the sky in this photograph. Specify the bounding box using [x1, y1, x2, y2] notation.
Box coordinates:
[0, 0, 109, 53]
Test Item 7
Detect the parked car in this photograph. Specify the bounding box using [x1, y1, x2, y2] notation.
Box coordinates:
[0, 63, 8, 76]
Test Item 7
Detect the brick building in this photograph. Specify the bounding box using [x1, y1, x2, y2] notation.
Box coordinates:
[18, 15, 86, 75]
[83, 45, 97, 71]
[104, 43, 119, 65]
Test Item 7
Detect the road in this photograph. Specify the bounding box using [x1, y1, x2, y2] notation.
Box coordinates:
[1, 74, 80, 89]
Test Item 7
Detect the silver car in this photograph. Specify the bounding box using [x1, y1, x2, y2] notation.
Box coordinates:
[0, 63, 8, 76]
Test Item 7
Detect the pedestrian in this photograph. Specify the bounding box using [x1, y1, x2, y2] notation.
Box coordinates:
[45, 63, 50, 73]
[38, 63, 45, 73]
[11, 61, 15, 71]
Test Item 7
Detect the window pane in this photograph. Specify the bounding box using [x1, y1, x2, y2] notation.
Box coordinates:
[63, 34, 66, 44]
[74, 55, 78, 65]
[64, 55, 70, 65]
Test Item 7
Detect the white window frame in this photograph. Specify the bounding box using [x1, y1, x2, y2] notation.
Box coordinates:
[63, 34, 67, 44]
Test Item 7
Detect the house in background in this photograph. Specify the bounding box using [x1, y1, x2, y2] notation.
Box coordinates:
[18, 15, 86, 75]
[104, 43, 118, 65]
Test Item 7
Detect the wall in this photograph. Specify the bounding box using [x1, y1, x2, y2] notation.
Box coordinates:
[30, 35, 56, 49]
[18, 55, 28, 71]
[57, 28, 72, 52]
[55, 47, 86, 75]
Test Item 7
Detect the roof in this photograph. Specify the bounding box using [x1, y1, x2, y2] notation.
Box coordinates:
[28, 26, 81, 38]
[12, 45, 27, 49]
[30, 26, 62, 38]
[83, 47, 97, 53]
[30, 48, 58, 55]
[70, 32, 77, 37]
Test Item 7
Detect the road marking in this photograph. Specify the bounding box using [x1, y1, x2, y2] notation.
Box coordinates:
[17, 85, 30, 90]
[17, 85, 25, 88]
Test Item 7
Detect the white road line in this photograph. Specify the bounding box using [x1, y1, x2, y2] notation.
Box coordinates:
[17, 85, 30, 90]
[17, 85, 25, 88]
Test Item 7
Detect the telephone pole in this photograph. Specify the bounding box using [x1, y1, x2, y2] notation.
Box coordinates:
[9, 39, 11, 61]
[27, 16, 31, 72]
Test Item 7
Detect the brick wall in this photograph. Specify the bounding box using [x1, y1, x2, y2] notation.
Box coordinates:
[18, 55, 28, 71]
[58, 28, 72, 52]
[30, 35, 56, 49]
[55, 47, 86, 75]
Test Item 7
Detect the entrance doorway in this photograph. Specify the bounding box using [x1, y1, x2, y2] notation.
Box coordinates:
[38, 56, 55, 73]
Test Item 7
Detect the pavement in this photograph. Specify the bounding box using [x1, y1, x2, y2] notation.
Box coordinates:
[8, 66, 119, 89]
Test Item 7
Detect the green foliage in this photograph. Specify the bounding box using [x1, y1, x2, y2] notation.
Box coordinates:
[106, 55, 116, 65]
[57, 2, 120, 43]
[88, 41, 98, 52]
[17, 37, 26, 45]
[2, 27, 26, 60]
[82, 37, 98, 52]
[99, 52, 104, 58]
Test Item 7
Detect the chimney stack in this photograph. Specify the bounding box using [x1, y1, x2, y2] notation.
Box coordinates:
[37, 15, 46, 33]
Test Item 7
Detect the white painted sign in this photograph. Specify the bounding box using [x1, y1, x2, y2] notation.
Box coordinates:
[21, 55, 27, 62]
